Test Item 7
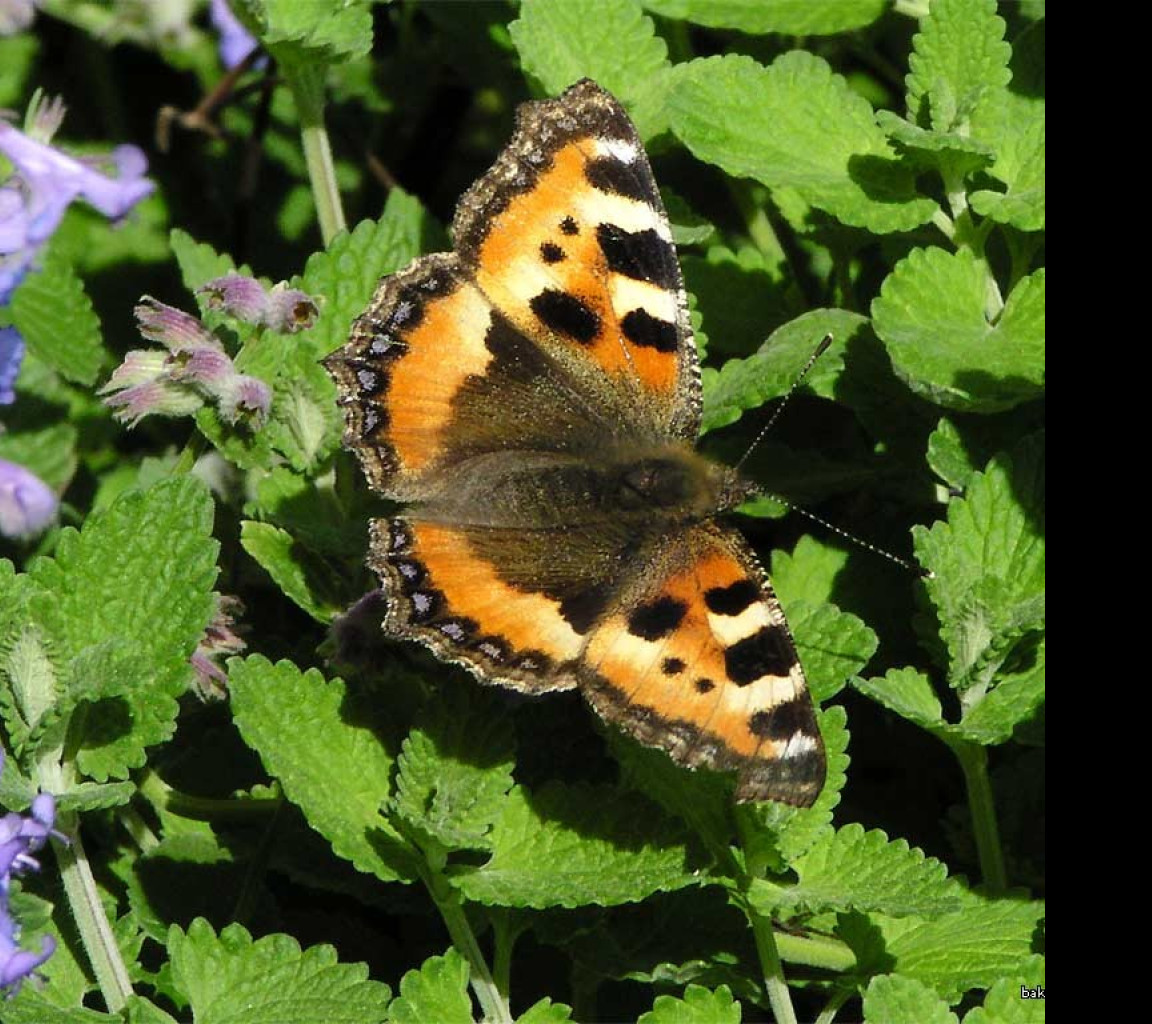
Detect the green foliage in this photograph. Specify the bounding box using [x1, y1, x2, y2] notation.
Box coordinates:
[383, 949, 472, 1024]
[0, 2, 1042, 1021]
[167, 919, 390, 1023]
[9, 241, 105, 386]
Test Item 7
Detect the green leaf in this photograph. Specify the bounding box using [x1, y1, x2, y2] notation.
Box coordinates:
[0, 621, 57, 758]
[871, 249, 1044, 412]
[863, 974, 958, 1024]
[963, 954, 1045, 1023]
[667, 53, 936, 233]
[751, 823, 965, 918]
[969, 112, 1044, 231]
[385, 949, 472, 1024]
[27, 477, 217, 666]
[298, 192, 435, 362]
[926, 418, 979, 491]
[855, 668, 944, 733]
[55, 779, 137, 812]
[858, 651, 1043, 748]
[906, 0, 1011, 132]
[787, 599, 877, 703]
[246, 0, 374, 63]
[247, 466, 362, 557]
[914, 434, 1044, 696]
[968, 29, 1045, 232]
[644, 0, 885, 34]
[511, 0, 669, 127]
[239, 521, 344, 622]
[701, 308, 864, 432]
[169, 228, 238, 297]
[873, 897, 1045, 1001]
[952, 637, 1044, 745]
[638, 983, 741, 1024]
[452, 783, 696, 908]
[0, 991, 119, 1024]
[23, 478, 218, 778]
[168, 919, 390, 1024]
[517, 999, 574, 1024]
[124, 997, 181, 1024]
[391, 686, 516, 853]
[228, 655, 417, 883]
[10, 243, 105, 386]
[0, 423, 78, 493]
[0, 35, 38, 108]
[741, 705, 850, 872]
[261, 346, 343, 471]
[876, 110, 995, 182]
[768, 536, 850, 611]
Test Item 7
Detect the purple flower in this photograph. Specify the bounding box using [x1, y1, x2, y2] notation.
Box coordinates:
[210, 0, 259, 70]
[0, 105, 154, 306]
[198, 273, 320, 333]
[0, 912, 54, 994]
[0, 0, 36, 37]
[99, 358, 203, 427]
[191, 594, 247, 699]
[0, 124, 153, 235]
[0, 751, 60, 994]
[135, 296, 220, 353]
[217, 374, 272, 428]
[198, 273, 267, 322]
[2, 97, 155, 405]
[101, 297, 273, 430]
[0, 326, 22, 404]
[265, 284, 321, 334]
[0, 458, 56, 539]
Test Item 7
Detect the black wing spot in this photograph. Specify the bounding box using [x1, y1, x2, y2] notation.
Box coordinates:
[530, 289, 601, 344]
[724, 626, 795, 686]
[559, 585, 612, 636]
[540, 241, 566, 264]
[694, 677, 715, 694]
[704, 579, 760, 617]
[596, 223, 678, 290]
[559, 216, 579, 236]
[586, 156, 657, 204]
[661, 657, 685, 676]
[628, 596, 688, 641]
[621, 308, 678, 353]
[748, 698, 814, 740]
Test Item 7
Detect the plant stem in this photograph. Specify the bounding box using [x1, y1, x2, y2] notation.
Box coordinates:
[775, 930, 857, 972]
[815, 987, 853, 1024]
[138, 768, 281, 820]
[424, 869, 513, 1024]
[53, 823, 134, 1012]
[954, 739, 1008, 894]
[748, 904, 799, 1024]
[280, 60, 346, 247]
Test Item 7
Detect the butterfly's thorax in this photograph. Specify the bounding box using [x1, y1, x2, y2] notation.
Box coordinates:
[409, 443, 752, 530]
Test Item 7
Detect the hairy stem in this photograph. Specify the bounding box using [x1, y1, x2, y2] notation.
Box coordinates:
[748, 903, 799, 1024]
[53, 823, 134, 1012]
[734, 813, 799, 1024]
[954, 739, 1008, 894]
[425, 868, 512, 1023]
[280, 60, 346, 246]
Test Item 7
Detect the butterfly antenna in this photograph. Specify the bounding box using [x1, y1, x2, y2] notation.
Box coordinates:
[751, 492, 932, 577]
[734, 333, 833, 472]
[734, 332, 931, 579]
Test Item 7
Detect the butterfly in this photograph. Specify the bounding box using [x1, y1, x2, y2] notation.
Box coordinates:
[324, 79, 825, 805]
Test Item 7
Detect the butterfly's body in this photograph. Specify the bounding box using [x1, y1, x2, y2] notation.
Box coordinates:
[326, 80, 826, 806]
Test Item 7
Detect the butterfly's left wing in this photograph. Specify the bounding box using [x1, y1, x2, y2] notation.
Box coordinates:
[453, 78, 701, 444]
[578, 522, 825, 806]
